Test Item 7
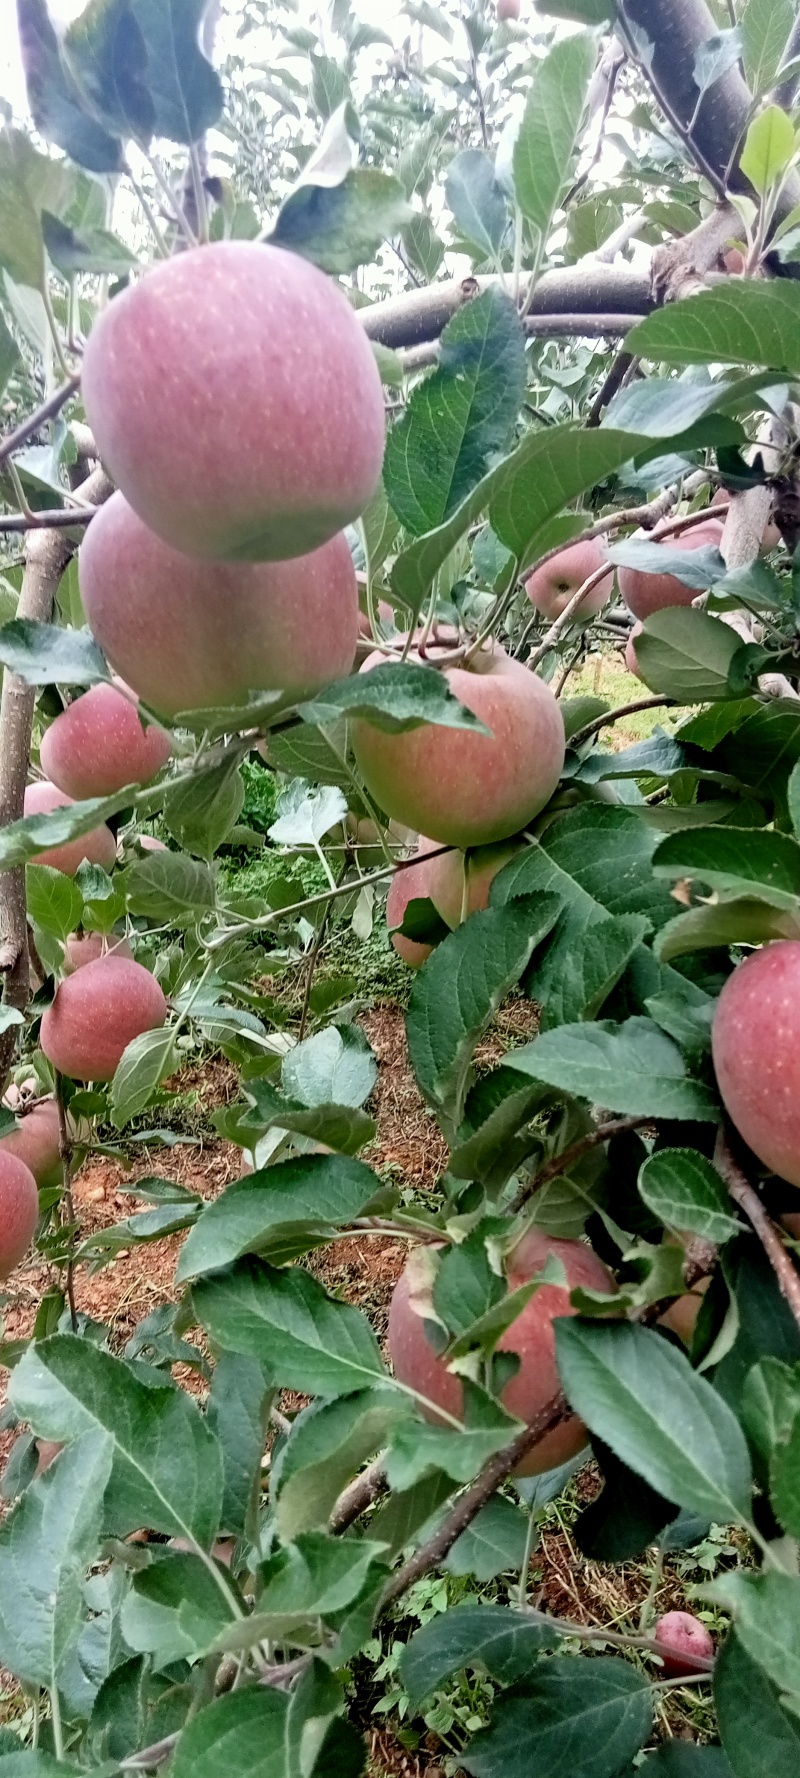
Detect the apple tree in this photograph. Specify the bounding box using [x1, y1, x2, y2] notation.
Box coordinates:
[1, 0, 800, 1773]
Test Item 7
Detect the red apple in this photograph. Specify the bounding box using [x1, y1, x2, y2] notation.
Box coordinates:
[81, 243, 386, 562]
[618, 520, 724, 620]
[386, 837, 443, 968]
[24, 782, 117, 876]
[63, 931, 134, 972]
[654, 1611, 714, 1677]
[625, 621, 643, 680]
[353, 646, 565, 848]
[40, 680, 172, 799]
[0, 1152, 39, 1279]
[497, 0, 521, 20]
[40, 954, 167, 1082]
[0, 1097, 61, 1189]
[524, 538, 613, 623]
[428, 839, 524, 928]
[712, 941, 800, 1187]
[388, 1229, 615, 1476]
[79, 493, 360, 720]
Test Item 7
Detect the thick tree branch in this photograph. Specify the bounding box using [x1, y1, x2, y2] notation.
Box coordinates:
[360, 266, 654, 350]
[379, 1396, 569, 1607]
[716, 1131, 800, 1332]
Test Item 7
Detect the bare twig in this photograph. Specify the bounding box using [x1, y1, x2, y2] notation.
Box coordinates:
[329, 1454, 388, 1533]
[0, 374, 82, 469]
[585, 350, 635, 428]
[0, 505, 101, 535]
[526, 562, 615, 670]
[511, 1116, 653, 1213]
[716, 1130, 800, 1331]
[379, 1396, 570, 1608]
[568, 698, 676, 749]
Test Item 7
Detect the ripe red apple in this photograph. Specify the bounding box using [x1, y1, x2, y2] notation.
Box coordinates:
[618, 520, 724, 620]
[524, 538, 613, 623]
[712, 941, 800, 1187]
[353, 646, 565, 848]
[723, 247, 745, 274]
[79, 493, 360, 720]
[40, 954, 167, 1082]
[0, 1097, 61, 1188]
[0, 1152, 39, 1279]
[658, 1277, 709, 1345]
[24, 782, 117, 876]
[654, 1611, 714, 1677]
[625, 620, 643, 680]
[388, 1229, 615, 1476]
[135, 836, 168, 853]
[40, 680, 172, 799]
[81, 243, 386, 563]
[496, 0, 520, 19]
[63, 931, 134, 972]
[428, 839, 524, 928]
[386, 837, 442, 968]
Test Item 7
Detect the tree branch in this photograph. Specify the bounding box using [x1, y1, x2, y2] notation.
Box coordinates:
[328, 1453, 388, 1534]
[0, 374, 82, 469]
[0, 505, 101, 535]
[511, 1116, 653, 1213]
[360, 266, 654, 350]
[568, 697, 676, 748]
[715, 1130, 800, 1332]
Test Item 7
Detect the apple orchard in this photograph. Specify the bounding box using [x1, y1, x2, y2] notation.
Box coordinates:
[4, 0, 800, 1772]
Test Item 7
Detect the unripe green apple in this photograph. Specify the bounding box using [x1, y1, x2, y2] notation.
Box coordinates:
[79, 493, 360, 720]
[63, 931, 134, 972]
[0, 1152, 39, 1279]
[40, 954, 167, 1082]
[712, 941, 800, 1187]
[654, 1611, 714, 1677]
[524, 538, 613, 623]
[353, 646, 565, 848]
[386, 837, 442, 967]
[0, 1097, 61, 1188]
[619, 520, 724, 620]
[428, 839, 524, 928]
[25, 782, 117, 876]
[81, 243, 386, 562]
[388, 1229, 615, 1475]
[40, 680, 172, 799]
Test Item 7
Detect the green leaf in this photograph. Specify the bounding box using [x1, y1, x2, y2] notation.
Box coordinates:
[535, 0, 611, 19]
[207, 1353, 273, 1539]
[282, 1024, 376, 1109]
[638, 1150, 742, 1244]
[122, 1550, 236, 1667]
[400, 1603, 557, 1713]
[653, 826, 800, 911]
[741, 1358, 800, 1467]
[9, 1336, 223, 1544]
[711, 1571, 800, 1702]
[769, 1411, 800, 1538]
[640, 1750, 733, 1776]
[463, 1656, 652, 1778]
[110, 1027, 181, 1128]
[177, 1154, 385, 1281]
[444, 1494, 531, 1582]
[264, 718, 353, 791]
[170, 1687, 290, 1778]
[385, 1381, 523, 1489]
[627, 281, 800, 375]
[368, 1469, 453, 1560]
[100, 0, 224, 144]
[512, 33, 597, 239]
[445, 149, 508, 258]
[273, 1388, 408, 1540]
[299, 660, 491, 733]
[163, 760, 244, 860]
[239, 1531, 387, 1641]
[741, 0, 795, 96]
[0, 788, 131, 873]
[271, 169, 412, 275]
[126, 850, 216, 923]
[192, 1256, 387, 1398]
[0, 620, 109, 685]
[0, 1429, 111, 1690]
[309, 51, 351, 118]
[383, 288, 525, 537]
[505, 1017, 718, 1120]
[17, 0, 124, 172]
[715, 1630, 800, 1778]
[608, 537, 725, 591]
[0, 310, 20, 399]
[741, 105, 797, 195]
[25, 864, 83, 940]
[554, 1320, 753, 1522]
[406, 896, 562, 1137]
[654, 895, 800, 963]
[539, 914, 651, 1031]
[41, 211, 137, 276]
[633, 609, 743, 703]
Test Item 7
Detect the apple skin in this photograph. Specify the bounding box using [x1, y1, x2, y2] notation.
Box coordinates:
[712, 941, 800, 1187]
[353, 647, 565, 848]
[658, 1277, 709, 1345]
[0, 1152, 39, 1279]
[723, 247, 745, 274]
[654, 1611, 714, 1677]
[81, 242, 386, 563]
[386, 837, 443, 968]
[496, 0, 520, 19]
[388, 1229, 615, 1476]
[79, 492, 360, 721]
[625, 621, 643, 680]
[0, 1097, 61, 1189]
[24, 782, 117, 876]
[63, 931, 134, 973]
[40, 681, 172, 799]
[428, 839, 524, 928]
[40, 954, 167, 1082]
[524, 538, 613, 623]
[619, 520, 724, 620]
